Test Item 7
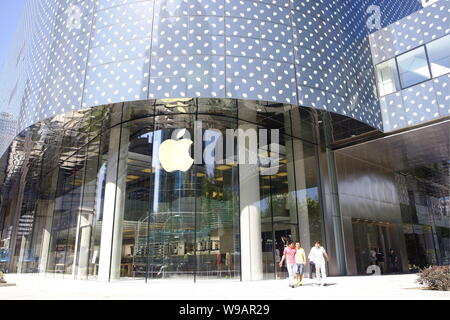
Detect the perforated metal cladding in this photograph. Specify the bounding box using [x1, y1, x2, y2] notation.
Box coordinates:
[369, 1, 450, 131]
[0, 0, 445, 156]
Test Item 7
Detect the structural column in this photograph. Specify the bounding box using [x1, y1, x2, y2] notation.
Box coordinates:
[74, 210, 92, 279]
[98, 116, 129, 281]
[38, 169, 60, 274]
[319, 112, 347, 276]
[286, 110, 312, 251]
[73, 140, 105, 279]
[238, 103, 263, 281]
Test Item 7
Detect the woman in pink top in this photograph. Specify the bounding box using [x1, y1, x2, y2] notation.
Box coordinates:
[279, 241, 297, 288]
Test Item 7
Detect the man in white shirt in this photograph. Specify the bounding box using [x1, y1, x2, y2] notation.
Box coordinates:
[308, 241, 329, 286]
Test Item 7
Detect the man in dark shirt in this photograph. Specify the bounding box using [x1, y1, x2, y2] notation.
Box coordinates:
[388, 248, 399, 273]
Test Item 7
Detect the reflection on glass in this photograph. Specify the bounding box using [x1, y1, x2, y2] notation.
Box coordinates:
[397, 47, 431, 88]
[258, 108, 321, 280]
[352, 219, 393, 275]
[195, 116, 240, 280]
[47, 162, 85, 275]
[0, 99, 323, 282]
[426, 35, 450, 78]
[195, 162, 241, 280]
[120, 114, 243, 280]
[79, 132, 109, 280]
[396, 165, 450, 270]
[375, 59, 400, 96]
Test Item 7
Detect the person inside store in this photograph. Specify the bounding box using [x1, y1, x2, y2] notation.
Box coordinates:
[388, 248, 399, 273]
[369, 248, 377, 266]
[376, 248, 385, 274]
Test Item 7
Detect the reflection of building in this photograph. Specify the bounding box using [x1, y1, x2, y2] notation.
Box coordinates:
[0, 113, 17, 156]
[0, 0, 448, 280]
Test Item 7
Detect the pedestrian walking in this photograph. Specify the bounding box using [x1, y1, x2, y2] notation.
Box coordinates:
[308, 241, 329, 286]
[279, 241, 297, 288]
[294, 242, 306, 286]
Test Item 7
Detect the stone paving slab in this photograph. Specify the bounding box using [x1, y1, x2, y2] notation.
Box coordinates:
[1, 273, 449, 300]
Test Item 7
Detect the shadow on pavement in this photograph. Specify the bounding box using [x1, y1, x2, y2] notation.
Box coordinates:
[298, 283, 338, 287]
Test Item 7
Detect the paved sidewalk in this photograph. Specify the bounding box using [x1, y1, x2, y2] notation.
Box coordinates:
[1, 273, 449, 300]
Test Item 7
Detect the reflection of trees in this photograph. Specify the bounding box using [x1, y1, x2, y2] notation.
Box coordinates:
[307, 197, 322, 243]
[271, 194, 287, 216]
[198, 175, 235, 235]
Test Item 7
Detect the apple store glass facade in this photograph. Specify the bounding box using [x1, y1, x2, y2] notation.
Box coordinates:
[0, 99, 322, 281]
[1, 0, 448, 282]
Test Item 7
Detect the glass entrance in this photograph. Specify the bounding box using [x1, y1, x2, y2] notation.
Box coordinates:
[0, 99, 323, 281]
[352, 219, 394, 274]
[119, 109, 241, 281]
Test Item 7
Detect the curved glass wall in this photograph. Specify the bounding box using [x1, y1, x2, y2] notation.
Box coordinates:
[0, 98, 323, 281]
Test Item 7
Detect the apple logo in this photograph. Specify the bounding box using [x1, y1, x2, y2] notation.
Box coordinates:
[159, 129, 194, 173]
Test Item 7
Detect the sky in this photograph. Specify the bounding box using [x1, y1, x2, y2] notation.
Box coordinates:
[0, 0, 27, 65]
